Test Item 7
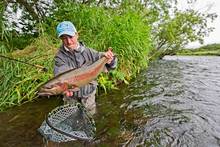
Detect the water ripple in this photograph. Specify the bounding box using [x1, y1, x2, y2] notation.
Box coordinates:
[123, 56, 220, 146]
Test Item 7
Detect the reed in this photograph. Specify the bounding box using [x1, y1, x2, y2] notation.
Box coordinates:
[44, 2, 152, 89]
[0, 2, 152, 110]
[0, 35, 57, 111]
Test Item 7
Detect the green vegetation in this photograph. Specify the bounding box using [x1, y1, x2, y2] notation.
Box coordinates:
[0, 35, 57, 110]
[177, 43, 220, 56]
[0, 2, 151, 110]
[47, 2, 152, 80]
[0, 0, 217, 110]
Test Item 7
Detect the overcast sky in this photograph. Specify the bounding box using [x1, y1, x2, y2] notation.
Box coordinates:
[178, 0, 220, 48]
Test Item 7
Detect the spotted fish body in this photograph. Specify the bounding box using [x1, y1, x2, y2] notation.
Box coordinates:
[38, 57, 109, 96]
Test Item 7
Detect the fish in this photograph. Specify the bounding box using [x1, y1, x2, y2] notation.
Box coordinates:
[38, 56, 109, 96]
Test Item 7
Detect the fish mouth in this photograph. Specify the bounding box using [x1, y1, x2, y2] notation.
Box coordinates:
[38, 91, 54, 96]
[37, 87, 60, 96]
[38, 90, 54, 96]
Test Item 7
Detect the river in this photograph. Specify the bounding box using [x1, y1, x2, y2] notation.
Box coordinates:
[1, 56, 220, 147]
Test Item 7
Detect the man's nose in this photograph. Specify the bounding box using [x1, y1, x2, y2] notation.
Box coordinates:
[66, 37, 72, 43]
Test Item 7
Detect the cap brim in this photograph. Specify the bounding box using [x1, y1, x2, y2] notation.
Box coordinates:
[58, 31, 75, 37]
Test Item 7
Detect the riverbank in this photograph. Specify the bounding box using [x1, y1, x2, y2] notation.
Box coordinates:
[177, 43, 220, 56]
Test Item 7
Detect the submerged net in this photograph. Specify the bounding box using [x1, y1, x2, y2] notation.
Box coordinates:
[38, 103, 96, 143]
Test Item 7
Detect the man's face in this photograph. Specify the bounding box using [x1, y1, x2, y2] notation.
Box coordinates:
[60, 34, 78, 49]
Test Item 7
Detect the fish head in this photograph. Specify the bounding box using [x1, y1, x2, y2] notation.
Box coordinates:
[37, 83, 65, 96]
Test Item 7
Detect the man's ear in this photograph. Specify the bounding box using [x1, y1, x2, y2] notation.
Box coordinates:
[75, 32, 79, 39]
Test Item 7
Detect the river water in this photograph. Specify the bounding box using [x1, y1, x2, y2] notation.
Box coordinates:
[1, 56, 220, 147]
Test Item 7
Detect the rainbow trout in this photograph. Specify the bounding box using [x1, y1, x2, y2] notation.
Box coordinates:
[38, 57, 109, 96]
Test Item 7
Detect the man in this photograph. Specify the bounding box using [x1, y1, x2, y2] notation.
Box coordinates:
[54, 21, 117, 114]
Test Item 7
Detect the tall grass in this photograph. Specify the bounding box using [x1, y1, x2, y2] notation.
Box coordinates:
[0, 2, 152, 110]
[0, 35, 58, 111]
[44, 1, 152, 87]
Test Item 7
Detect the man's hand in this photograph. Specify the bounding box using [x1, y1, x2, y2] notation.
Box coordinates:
[63, 86, 80, 97]
[104, 47, 114, 64]
[63, 90, 74, 97]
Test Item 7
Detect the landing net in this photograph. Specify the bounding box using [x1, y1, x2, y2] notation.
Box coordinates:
[38, 103, 96, 143]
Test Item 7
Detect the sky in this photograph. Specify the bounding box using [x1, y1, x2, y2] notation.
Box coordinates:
[178, 0, 220, 48]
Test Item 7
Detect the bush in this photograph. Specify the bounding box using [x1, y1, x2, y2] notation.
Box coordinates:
[0, 35, 58, 110]
[44, 1, 152, 82]
[0, 2, 152, 110]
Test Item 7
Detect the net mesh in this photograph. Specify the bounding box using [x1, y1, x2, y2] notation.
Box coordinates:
[38, 103, 96, 143]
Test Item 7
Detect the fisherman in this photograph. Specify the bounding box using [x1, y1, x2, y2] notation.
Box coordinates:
[54, 21, 117, 115]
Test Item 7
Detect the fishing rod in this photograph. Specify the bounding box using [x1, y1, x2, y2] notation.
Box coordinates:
[0, 54, 48, 72]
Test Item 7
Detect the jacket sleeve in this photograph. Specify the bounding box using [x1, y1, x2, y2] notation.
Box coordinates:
[88, 48, 117, 71]
[105, 56, 118, 71]
[87, 48, 104, 62]
[53, 55, 69, 76]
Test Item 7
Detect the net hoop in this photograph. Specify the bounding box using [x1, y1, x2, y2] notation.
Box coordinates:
[38, 103, 96, 143]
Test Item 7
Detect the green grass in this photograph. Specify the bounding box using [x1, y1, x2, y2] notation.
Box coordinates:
[177, 43, 220, 56]
[0, 2, 153, 111]
[0, 35, 57, 111]
[43, 3, 152, 86]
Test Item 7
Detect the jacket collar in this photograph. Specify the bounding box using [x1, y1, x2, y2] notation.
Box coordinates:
[62, 42, 85, 53]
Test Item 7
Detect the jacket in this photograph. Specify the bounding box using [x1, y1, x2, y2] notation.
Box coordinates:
[54, 42, 117, 98]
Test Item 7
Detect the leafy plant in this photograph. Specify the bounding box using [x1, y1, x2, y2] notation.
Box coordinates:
[0, 35, 58, 110]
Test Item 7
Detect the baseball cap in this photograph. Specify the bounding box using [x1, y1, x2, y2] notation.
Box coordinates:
[56, 21, 77, 37]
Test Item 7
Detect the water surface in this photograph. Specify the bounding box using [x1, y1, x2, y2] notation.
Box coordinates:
[1, 56, 220, 147]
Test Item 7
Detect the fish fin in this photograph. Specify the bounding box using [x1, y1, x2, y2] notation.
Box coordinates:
[103, 66, 108, 73]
